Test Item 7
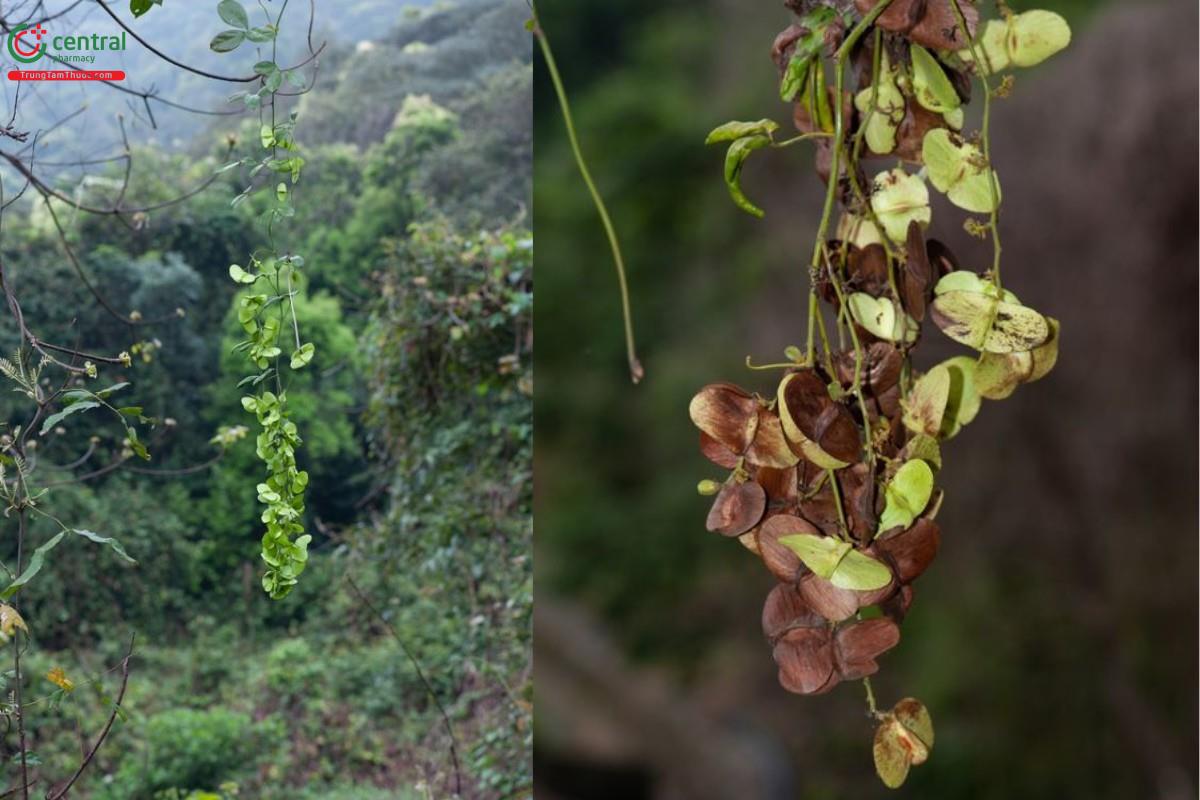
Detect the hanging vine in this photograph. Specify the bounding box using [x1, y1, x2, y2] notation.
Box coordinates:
[215, 0, 317, 599]
[692, 0, 1069, 787]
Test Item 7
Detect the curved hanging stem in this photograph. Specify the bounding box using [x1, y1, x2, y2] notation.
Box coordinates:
[529, 1, 644, 384]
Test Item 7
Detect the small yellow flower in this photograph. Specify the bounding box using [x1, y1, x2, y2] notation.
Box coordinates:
[46, 666, 74, 692]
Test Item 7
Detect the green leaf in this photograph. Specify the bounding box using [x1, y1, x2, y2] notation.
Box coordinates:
[854, 51, 905, 155]
[265, 69, 283, 93]
[1010, 11, 1071, 67]
[922, 129, 1001, 214]
[40, 401, 100, 435]
[870, 169, 931, 243]
[938, 356, 982, 438]
[209, 29, 245, 52]
[975, 351, 1031, 400]
[963, 11, 1071, 74]
[129, 0, 162, 17]
[72, 529, 137, 564]
[878, 460, 934, 535]
[260, 123, 275, 148]
[930, 290, 1049, 353]
[246, 26, 277, 43]
[1027, 317, 1060, 382]
[217, 0, 249, 30]
[289, 342, 315, 370]
[779, 533, 850, 579]
[830, 548, 893, 591]
[902, 366, 950, 437]
[909, 45, 960, 114]
[779, 534, 893, 591]
[705, 119, 779, 145]
[124, 426, 150, 461]
[846, 294, 919, 343]
[1, 532, 65, 599]
[723, 135, 771, 218]
[94, 382, 130, 399]
[229, 264, 257, 284]
[778, 6, 835, 101]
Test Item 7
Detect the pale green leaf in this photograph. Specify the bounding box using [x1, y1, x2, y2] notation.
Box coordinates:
[878, 460, 934, 534]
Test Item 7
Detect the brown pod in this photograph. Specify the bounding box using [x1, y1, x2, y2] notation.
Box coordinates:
[858, 0, 979, 52]
[926, 239, 959, 277]
[881, 584, 916, 624]
[754, 465, 799, 512]
[746, 409, 802, 469]
[902, 220, 934, 321]
[834, 617, 901, 680]
[699, 431, 740, 469]
[838, 463, 879, 543]
[843, 243, 892, 299]
[757, 514, 817, 583]
[798, 572, 896, 623]
[689, 383, 759, 455]
[876, 518, 940, 583]
[796, 466, 842, 538]
[705, 481, 767, 537]
[780, 369, 862, 465]
[894, 102, 948, 163]
[773, 627, 838, 695]
[762, 582, 824, 643]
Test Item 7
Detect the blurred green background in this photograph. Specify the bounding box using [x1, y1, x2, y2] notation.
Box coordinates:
[532, 1, 1198, 798]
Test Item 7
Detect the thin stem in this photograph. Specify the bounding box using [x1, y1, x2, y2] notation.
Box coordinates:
[949, 0, 1003, 288]
[804, 0, 894, 360]
[347, 577, 463, 797]
[12, 509, 27, 800]
[530, 1, 643, 384]
[863, 675, 879, 717]
[820, 245, 874, 462]
[826, 468, 850, 540]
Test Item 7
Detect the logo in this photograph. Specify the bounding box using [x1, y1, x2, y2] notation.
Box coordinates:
[5, 24, 127, 81]
[7, 24, 46, 64]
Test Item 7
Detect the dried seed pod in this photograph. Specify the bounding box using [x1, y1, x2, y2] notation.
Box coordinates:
[902, 220, 934, 321]
[762, 581, 823, 643]
[859, 0, 978, 52]
[875, 518, 940, 584]
[689, 383, 759, 455]
[757, 514, 816, 582]
[778, 369, 863, 467]
[798, 570, 896, 623]
[705, 481, 767, 536]
[834, 616, 901, 679]
[773, 626, 838, 695]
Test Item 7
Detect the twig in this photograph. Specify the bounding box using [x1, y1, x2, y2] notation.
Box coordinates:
[346, 576, 463, 797]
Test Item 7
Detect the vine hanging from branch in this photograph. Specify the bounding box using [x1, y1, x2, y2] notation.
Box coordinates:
[692, 0, 1069, 788]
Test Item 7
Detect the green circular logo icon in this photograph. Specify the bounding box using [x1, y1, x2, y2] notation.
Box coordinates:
[8, 24, 46, 64]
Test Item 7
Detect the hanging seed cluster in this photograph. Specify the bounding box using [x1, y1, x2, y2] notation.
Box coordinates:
[694, 0, 1069, 788]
